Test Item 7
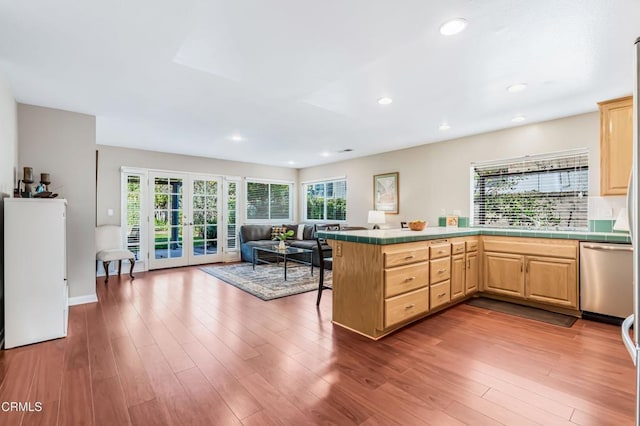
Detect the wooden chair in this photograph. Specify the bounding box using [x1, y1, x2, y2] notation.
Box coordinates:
[96, 225, 136, 283]
[314, 224, 345, 305]
[315, 236, 333, 306]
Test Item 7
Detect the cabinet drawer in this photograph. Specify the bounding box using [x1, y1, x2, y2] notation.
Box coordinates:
[430, 280, 451, 309]
[385, 262, 429, 298]
[430, 243, 451, 259]
[430, 257, 450, 283]
[384, 244, 429, 268]
[385, 287, 429, 328]
[452, 242, 465, 255]
[466, 240, 478, 252]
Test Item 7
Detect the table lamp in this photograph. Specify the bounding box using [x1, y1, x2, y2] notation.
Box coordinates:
[368, 210, 386, 229]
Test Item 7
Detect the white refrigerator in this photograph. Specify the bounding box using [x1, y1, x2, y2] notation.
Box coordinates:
[3, 198, 69, 349]
[622, 36, 640, 426]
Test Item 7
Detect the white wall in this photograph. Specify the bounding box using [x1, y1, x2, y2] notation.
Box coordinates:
[96, 144, 299, 225]
[18, 104, 97, 300]
[299, 112, 623, 228]
[0, 72, 17, 342]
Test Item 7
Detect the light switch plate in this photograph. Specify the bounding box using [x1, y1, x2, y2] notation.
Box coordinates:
[107, 208, 114, 216]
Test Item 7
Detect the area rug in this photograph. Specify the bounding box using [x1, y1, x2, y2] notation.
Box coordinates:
[466, 297, 577, 327]
[200, 263, 331, 301]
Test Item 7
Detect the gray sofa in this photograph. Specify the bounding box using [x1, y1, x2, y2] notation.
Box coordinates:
[239, 224, 337, 267]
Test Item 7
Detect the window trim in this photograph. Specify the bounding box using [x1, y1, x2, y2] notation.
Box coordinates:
[244, 178, 294, 223]
[302, 177, 348, 223]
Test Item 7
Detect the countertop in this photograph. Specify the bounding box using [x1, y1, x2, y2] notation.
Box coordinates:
[316, 226, 631, 245]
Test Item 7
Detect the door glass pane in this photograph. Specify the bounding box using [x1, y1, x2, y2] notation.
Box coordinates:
[193, 226, 205, 240]
[193, 210, 205, 225]
[193, 180, 205, 195]
[193, 240, 205, 256]
[193, 195, 205, 209]
[206, 240, 217, 254]
[153, 176, 184, 260]
[206, 225, 217, 241]
[206, 196, 217, 211]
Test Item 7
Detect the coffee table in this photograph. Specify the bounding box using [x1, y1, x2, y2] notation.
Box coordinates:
[252, 246, 314, 280]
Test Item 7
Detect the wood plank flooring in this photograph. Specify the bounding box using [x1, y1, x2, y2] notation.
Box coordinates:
[0, 266, 635, 425]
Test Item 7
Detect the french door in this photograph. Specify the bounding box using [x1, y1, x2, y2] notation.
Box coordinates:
[148, 172, 223, 270]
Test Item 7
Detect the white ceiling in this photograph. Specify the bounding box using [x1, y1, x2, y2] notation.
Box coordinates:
[0, 0, 638, 168]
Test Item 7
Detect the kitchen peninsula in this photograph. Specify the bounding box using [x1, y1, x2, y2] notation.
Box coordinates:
[317, 227, 629, 340]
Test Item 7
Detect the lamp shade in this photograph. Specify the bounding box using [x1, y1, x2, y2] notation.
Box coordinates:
[368, 210, 386, 225]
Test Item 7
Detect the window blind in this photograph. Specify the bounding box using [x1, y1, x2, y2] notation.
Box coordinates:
[472, 150, 589, 229]
[246, 180, 292, 221]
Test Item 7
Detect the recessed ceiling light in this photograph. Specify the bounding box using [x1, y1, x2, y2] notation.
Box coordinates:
[377, 97, 393, 105]
[439, 18, 468, 36]
[511, 115, 526, 123]
[287, 160, 296, 165]
[230, 134, 244, 142]
[507, 83, 528, 93]
[439, 122, 451, 131]
[321, 152, 331, 157]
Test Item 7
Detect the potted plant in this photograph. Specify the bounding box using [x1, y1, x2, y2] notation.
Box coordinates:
[274, 229, 294, 250]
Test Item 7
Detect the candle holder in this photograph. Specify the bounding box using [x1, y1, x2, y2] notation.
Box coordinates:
[40, 173, 51, 191]
[22, 167, 34, 198]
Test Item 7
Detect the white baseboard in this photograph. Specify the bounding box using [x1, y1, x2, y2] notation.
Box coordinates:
[68, 293, 98, 306]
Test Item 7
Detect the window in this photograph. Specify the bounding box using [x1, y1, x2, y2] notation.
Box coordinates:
[304, 179, 347, 221]
[121, 169, 148, 265]
[246, 180, 292, 221]
[472, 150, 588, 229]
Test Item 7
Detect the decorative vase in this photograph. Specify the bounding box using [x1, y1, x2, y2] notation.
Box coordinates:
[278, 240, 286, 250]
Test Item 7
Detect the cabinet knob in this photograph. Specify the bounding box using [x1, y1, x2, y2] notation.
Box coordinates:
[405, 276, 416, 282]
[438, 269, 446, 274]
[404, 254, 415, 260]
[404, 304, 415, 309]
[438, 292, 447, 298]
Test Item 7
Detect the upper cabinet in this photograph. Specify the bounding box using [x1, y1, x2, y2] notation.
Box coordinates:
[599, 96, 633, 195]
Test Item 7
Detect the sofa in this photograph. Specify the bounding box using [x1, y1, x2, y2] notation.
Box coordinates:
[239, 223, 339, 267]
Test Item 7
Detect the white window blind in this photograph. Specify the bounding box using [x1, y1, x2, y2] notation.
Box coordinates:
[471, 150, 589, 229]
[246, 180, 292, 221]
[304, 179, 347, 221]
[125, 174, 143, 260]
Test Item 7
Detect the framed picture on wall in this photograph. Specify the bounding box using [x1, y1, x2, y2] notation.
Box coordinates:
[374, 172, 399, 214]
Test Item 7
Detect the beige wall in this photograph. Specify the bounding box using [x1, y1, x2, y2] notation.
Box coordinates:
[299, 112, 611, 228]
[18, 104, 96, 300]
[0, 73, 17, 341]
[96, 145, 298, 225]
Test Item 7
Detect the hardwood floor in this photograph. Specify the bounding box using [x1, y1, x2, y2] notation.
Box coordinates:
[0, 265, 635, 425]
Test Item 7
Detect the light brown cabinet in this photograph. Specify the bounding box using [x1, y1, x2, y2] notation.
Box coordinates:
[483, 252, 526, 298]
[599, 96, 633, 196]
[525, 256, 577, 308]
[465, 243, 479, 294]
[451, 254, 465, 300]
[482, 236, 578, 310]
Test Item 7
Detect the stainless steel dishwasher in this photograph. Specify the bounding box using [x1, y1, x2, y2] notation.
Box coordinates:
[580, 242, 633, 323]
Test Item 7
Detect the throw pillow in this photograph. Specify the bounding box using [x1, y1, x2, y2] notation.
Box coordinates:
[296, 224, 305, 240]
[270, 226, 286, 240]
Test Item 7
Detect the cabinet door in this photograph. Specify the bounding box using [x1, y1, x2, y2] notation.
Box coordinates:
[483, 252, 525, 298]
[465, 251, 479, 294]
[451, 254, 465, 300]
[599, 96, 633, 195]
[525, 256, 577, 308]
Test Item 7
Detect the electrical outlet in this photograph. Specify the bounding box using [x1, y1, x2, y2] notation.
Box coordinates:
[336, 243, 342, 257]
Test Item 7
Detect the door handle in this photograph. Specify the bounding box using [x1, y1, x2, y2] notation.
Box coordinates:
[621, 314, 636, 365]
[581, 244, 633, 252]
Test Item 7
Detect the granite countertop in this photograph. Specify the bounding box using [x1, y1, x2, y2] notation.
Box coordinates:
[316, 226, 631, 245]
